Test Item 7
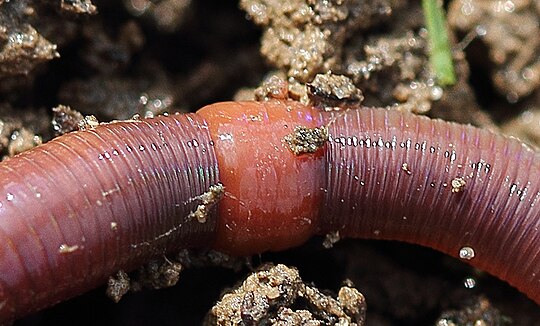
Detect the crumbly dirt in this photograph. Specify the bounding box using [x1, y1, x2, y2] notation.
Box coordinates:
[205, 264, 366, 325]
[323, 230, 341, 249]
[106, 270, 131, 303]
[0, 104, 44, 158]
[4, 0, 540, 325]
[51, 105, 84, 136]
[308, 72, 364, 111]
[435, 296, 510, 326]
[253, 73, 290, 101]
[129, 257, 184, 292]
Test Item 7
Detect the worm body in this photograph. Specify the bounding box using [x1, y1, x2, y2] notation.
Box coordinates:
[197, 101, 326, 254]
[0, 114, 219, 321]
[320, 107, 540, 305]
[0, 100, 539, 321]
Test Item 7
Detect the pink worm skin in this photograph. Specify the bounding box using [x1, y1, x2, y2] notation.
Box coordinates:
[0, 113, 220, 322]
[0, 100, 538, 321]
[321, 107, 540, 305]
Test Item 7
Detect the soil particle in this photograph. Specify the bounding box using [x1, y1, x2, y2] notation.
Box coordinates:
[189, 183, 225, 224]
[58, 243, 80, 254]
[106, 257, 185, 303]
[284, 125, 328, 155]
[394, 80, 443, 114]
[206, 263, 366, 326]
[323, 230, 341, 249]
[401, 163, 412, 175]
[348, 31, 427, 85]
[5, 126, 42, 157]
[451, 177, 467, 194]
[51, 105, 84, 136]
[304, 285, 366, 325]
[307, 72, 363, 111]
[254, 73, 290, 101]
[240, 0, 414, 104]
[0, 24, 59, 76]
[60, 0, 97, 15]
[0, 0, 92, 79]
[241, 0, 339, 83]
[77, 114, 99, 131]
[106, 250, 248, 306]
[130, 257, 183, 291]
[0, 108, 43, 158]
[435, 296, 510, 326]
[338, 286, 366, 321]
[206, 264, 303, 325]
[106, 270, 131, 303]
[272, 308, 321, 325]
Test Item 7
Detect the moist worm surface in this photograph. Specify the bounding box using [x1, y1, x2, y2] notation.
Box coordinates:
[0, 100, 538, 322]
[0, 113, 219, 321]
[321, 107, 540, 305]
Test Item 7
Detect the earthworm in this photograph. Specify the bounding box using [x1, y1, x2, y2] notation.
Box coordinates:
[0, 100, 539, 322]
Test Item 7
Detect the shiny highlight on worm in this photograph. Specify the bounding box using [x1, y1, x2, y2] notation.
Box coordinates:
[0, 100, 538, 322]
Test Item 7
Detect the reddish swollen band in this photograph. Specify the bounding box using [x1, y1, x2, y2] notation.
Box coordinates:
[0, 100, 538, 322]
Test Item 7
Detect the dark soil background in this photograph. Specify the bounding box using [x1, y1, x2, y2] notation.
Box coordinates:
[2, 0, 540, 325]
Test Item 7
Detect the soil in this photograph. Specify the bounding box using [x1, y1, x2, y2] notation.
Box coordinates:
[3, 0, 540, 325]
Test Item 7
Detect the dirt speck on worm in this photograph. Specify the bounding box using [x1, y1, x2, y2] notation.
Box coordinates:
[401, 162, 412, 175]
[58, 244, 80, 254]
[77, 115, 100, 131]
[189, 183, 225, 223]
[451, 177, 466, 193]
[284, 126, 328, 155]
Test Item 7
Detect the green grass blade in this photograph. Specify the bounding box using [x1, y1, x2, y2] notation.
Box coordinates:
[423, 0, 456, 86]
